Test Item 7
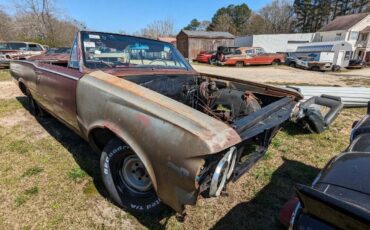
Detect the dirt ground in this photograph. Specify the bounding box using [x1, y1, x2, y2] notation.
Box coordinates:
[0, 69, 368, 229]
[192, 63, 370, 86]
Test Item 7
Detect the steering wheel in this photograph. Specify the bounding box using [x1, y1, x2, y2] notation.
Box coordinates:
[149, 59, 167, 66]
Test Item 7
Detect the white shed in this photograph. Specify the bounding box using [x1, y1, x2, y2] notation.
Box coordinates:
[296, 41, 353, 67]
[235, 33, 314, 53]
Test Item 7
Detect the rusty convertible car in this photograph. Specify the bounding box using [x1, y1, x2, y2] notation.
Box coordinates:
[9, 31, 343, 215]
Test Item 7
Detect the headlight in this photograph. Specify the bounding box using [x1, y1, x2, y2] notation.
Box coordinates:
[209, 147, 237, 197]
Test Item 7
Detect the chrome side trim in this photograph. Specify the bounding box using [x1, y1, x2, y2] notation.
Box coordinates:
[12, 60, 79, 81]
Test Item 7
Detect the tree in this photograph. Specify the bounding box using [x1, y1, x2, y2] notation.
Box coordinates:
[0, 9, 13, 41]
[259, 0, 296, 33]
[136, 18, 175, 39]
[208, 13, 236, 34]
[12, 0, 82, 46]
[293, 0, 370, 33]
[243, 13, 271, 35]
[183, 19, 201, 30]
[293, 0, 314, 32]
[207, 4, 252, 35]
[183, 19, 210, 31]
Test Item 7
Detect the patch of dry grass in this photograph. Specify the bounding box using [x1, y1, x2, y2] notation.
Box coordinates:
[0, 72, 367, 229]
[339, 77, 370, 87]
[0, 70, 11, 81]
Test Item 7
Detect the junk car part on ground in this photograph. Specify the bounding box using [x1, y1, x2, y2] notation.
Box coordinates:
[287, 85, 370, 108]
[281, 102, 370, 230]
[9, 30, 342, 215]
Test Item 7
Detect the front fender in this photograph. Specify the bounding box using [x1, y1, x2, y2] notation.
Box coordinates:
[76, 71, 241, 212]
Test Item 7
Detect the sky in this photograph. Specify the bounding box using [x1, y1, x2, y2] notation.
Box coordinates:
[0, 0, 271, 34]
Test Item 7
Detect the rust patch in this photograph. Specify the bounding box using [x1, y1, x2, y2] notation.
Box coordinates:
[86, 71, 241, 154]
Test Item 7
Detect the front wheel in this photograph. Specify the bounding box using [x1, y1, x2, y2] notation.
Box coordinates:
[235, 61, 244, 68]
[100, 138, 164, 214]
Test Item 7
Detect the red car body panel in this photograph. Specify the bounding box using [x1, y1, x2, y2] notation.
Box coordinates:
[220, 47, 285, 66]
[195, 51, 215, 63]
[28, 53, 69, 64]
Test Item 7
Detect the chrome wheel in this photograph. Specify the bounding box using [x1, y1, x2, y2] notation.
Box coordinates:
[121, 155, 152, 193]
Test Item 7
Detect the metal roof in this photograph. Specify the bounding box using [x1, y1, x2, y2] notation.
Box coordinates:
[287, 86, 370, 107]
[179, 30, 235, 39]
[296, 41, 352, 52]
[319, 13, 370, 32]
[361, 26, 370, 33]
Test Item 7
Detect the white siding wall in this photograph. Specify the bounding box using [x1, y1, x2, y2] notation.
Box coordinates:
[235, 36, 253, 47]
[235, 33, 314, 53]
[313, 30, 348, 42]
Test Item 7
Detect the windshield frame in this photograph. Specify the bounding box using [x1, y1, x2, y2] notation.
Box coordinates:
[80, 31, 192, 71]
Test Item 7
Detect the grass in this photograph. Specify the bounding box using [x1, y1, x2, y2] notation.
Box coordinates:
[15, 186, 39, 207]
[0, 69, 368, 229]
[340, 77, 370, 87]
[22, 166, 44, 177]
[0, 99, 23, 116]
[68, 168, 87, 181]
[0, 69, 11, 81]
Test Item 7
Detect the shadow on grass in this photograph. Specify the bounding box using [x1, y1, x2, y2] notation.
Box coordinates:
[281, 122, 310, 136]
[211, 158, 319, 230]
[16, 96, 173, 229]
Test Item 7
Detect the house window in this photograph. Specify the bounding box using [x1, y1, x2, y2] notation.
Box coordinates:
[345, 51, 351, 60]
[335, 33, 342, 41]
[362, 34, 368, 41]
[350, 31, 359, 40]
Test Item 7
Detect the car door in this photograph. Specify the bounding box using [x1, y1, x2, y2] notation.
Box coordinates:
[254, 48, 270, 64]
[244, 49, 257, 64]
[34, 37, 83, 131]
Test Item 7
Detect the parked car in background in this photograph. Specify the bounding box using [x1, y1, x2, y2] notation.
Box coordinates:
[194, 50, 216, 64]
[218, 47, 285, 67]
[0, 41, 46, 68]
[214, 46, 240, 63]
[285, 52, 334, 71]
[280, 103, 370, 229]
[28, 47, 71, 66]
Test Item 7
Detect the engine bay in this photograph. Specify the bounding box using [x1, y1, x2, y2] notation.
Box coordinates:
[124, 74, 283, 125]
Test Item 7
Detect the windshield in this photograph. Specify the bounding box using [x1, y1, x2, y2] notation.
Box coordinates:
[81, 32, 189, 70]
[0, 42, 27, 51]
[46, 48, 71, 54]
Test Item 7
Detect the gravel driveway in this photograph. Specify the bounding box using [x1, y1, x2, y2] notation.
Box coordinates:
[192, 64, 370, 86]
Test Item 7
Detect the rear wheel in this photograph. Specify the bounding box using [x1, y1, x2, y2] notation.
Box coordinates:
[289, 62, 296, 68]
[272, 59, 280, 66]
[311, 66, 321, 72]
[235, 61, 244, 68]
[100, 138, 164, 214]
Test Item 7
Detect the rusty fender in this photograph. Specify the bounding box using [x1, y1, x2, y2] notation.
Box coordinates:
[76, 71, 241, 212]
